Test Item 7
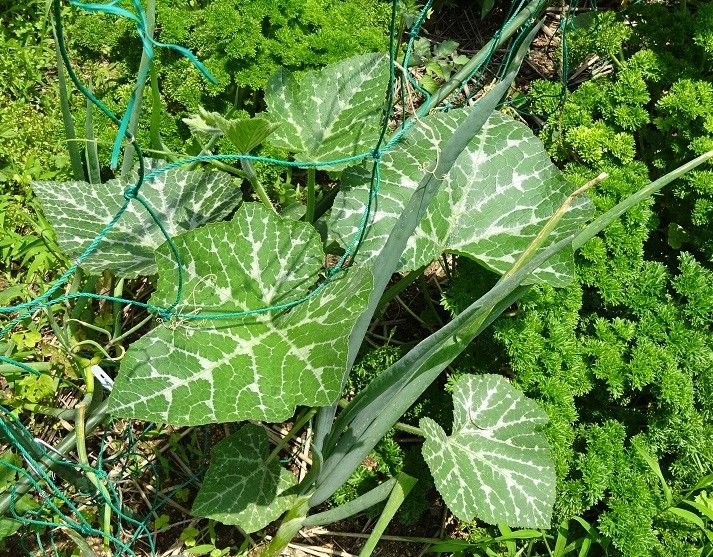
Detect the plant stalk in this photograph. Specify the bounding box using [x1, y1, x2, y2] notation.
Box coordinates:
[15, 403, 76, 421]
[358, 472, 417, 557]
[112, 278, 125, 341]
[53, 24, 84, 181]
[148, 65, 162, 151]
[75, 379, 112, 552]
[504, 171, 606, 279]
[45, 304, 72, 352]
[303, 478, 398, 527]
[418, 274, 444, 327]
[259, 497, 310, 557]
[335, 399, 423, 436]
[84, 82, 101, 184]
[375, 267, 425, 314]
[109, 314, 153, 346]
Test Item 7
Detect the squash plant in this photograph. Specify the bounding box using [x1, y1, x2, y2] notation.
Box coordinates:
[29, 16, 713, 555]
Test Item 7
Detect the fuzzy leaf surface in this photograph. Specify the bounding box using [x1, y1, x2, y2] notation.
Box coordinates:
[265, 53, 388, 169]
[108, 203, 372, 425]
[328, 110, 593, 285]
[221, 117, 280, 154]
[192, 424, 296, 532]
[184, 109, 279, 153]
[32, 162, 239, 277]
[421, 374, 555, 528]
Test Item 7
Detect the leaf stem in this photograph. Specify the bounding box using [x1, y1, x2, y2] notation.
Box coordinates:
[306, 167, 317, 223]
[503, 171, 606, 279]
[395, 295, 433, 331]
[75, 368, 113, 552]
[241, 159, 277, 214]
[84, 82, 101, 184]
[313, 187, 340, 222]
[303, 478, 398, 527]
[418, 274, 444, 327]
[394, 422, 425, 436]
[14, 403, 76, 420]
[301, 528, 449, 545]
[266, 407, 317, 464]
[336, 398, 424, 436]
[112, 277, 125, 341]
[149, 65, 162, 151]
[260, 497, 310, 557]
[440, 254, 452, 280]
[109, 314, 153, 346]
[45, 303, 72, 352]
[375, 266, 425, 314]
[0, 361, 53, 374]
[203, 158, 247, 179]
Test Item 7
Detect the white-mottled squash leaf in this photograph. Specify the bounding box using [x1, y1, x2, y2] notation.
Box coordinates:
[265, 53, 389, 169]
[421, 374, 555, 528]
[327, 110, 593, 286]
[32, 161, 240, 278]
[191, 424, 297, 532]
[107, 203, 373, 425]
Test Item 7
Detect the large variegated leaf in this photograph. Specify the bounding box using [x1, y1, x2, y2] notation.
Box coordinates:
[32, 162, 239, 277]
[192, 424, 297, 532]
[420, 374, 555, 528]
[265, 53, 388, 169]
[327, 110, 593, 285]
[107, 203, 373, 425]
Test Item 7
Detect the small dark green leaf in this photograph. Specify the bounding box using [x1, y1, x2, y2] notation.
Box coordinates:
[0, 518, 21, 541]
[0, 285, 26, 306]
[63, 529, 100, 557]
[420, 75, 440, 94]
[0, 452, 20, 493]
[434, 39, 459, 58]
[667, 507, 706, 530]
[426, 60, 446, 80]
[667, 222, 688, 249]
[481, 0, 495, 19]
